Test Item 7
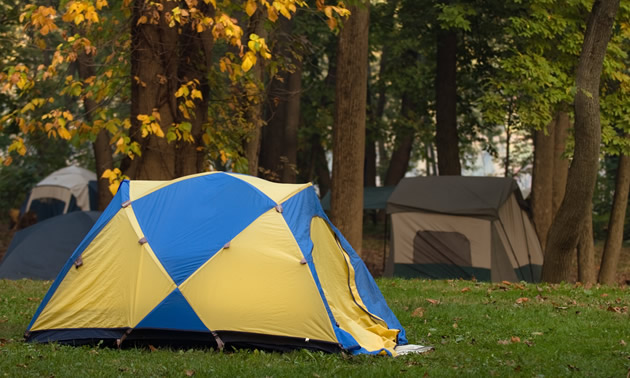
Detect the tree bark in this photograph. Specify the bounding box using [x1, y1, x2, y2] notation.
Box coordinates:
[577, 203, 596, 284]
[541, 0, 620, 283]
[175, 11, 213, 177]
[311, 132, 331, 197]
[384, 94, 416, 186]
[531, 120, 555, 250]
[76, 52, 114, 210]
[126, 0, 180, 179]
[330, 2, 369, 253]
[435, 28, 461, 175]
[552, 110, 570, 214]
[282, 62, 302, 183]
[244, 9, 265, 177]
[598, 152, 630, 284]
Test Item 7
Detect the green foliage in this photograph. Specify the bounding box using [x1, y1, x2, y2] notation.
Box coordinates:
[0, 279, 628, 376]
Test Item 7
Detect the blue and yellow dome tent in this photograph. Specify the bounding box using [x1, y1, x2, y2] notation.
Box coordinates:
[25, 172, 407, 355]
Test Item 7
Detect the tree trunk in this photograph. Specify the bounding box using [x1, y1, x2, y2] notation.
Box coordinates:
[76, 52, 114, 210]
[244, 9, 266, 177]
[598, 152, 630, 284]
[531, 120, 555, 250]
[282, 62, 302, 183]
[552, 110, 570, 214]
[435, 28, 461, 175]
[126, 0, 180, 179]
[311, 132, 331, 197]
[124, 1, 213, 180]
[541, 0, 619, 283]
[365, 139, 377, 187]
[330, 2, 369, 253]
[384, 94, 416, 186]
[175, 13, 213, 177]
[577, 203, 596, 284]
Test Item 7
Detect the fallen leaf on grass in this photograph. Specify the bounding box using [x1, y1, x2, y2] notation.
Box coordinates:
[426, 298, 440, 305]
[185, 370, 195, 376]
[452, 323, 458, 329]
[515, 297, 529, 304]
[531, 332, 543, 336]
[461, 287, 470, 293]
[497, 339, 510, 345]
[511, 336, 521, 343]
[411, 307, 424, 318]
[27, 297, 40, 302]
[620, 340, 627, 346]
[601, 293, 609, 298]
[501, 281, 512, 286]
[607, 306, 628, 313]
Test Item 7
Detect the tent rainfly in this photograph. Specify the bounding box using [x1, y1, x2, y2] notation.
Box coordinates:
[26, 172, 407, 355]
[23, 166, 97, 222]
[0, 211, 102, 280]
[385, 176, 543, 282]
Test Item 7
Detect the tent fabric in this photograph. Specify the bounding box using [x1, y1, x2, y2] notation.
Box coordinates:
[26, 172, 406, 356]
[387, 176, 526, 218]
[321, 186, 396, 210]
[24, 166, 97, 221]
[386, 176, 543, 282]
[0, 211, 101, 280]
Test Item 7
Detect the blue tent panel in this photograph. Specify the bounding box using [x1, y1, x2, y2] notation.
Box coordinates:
[136, 288, 208, 332]
[132, 174, 277, 285]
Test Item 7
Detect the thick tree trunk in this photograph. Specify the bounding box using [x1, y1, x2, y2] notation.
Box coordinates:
[577, 204, 596, 284]
[330, 2, 369, 253]
[282, 63, 302, 183]
[76, 52, 114, 210]
[125, 1, 213, 179]
[552, 111, 570, 214]
[542, 0, 619, 283]
[259, 74, 287, 180]
[175, 17, 212, 176]
[244, 9, 265, 177]
[126, 0, 179, 179]
[531, 121, 555, 250]
[599, 152, 630, 284]
[435, 28, 461, 175]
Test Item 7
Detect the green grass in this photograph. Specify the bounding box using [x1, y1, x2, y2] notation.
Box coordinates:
[1, 278, 628, 377]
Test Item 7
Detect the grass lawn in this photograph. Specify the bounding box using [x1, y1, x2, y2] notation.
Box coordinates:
[0, 278, 628, 377]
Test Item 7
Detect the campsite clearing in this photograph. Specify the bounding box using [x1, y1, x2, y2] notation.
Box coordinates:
[1, 278, 628, 377]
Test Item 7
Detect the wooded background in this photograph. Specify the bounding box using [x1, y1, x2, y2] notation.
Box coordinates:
[0, 0, 628, 284]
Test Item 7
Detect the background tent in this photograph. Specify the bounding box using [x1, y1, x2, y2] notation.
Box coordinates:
[22, 166, 98, 223]
[26, 172, 407, 355]
[320, 186, 396, 211]
[0, 211, 101, 280]
[385, 176, 543, 282]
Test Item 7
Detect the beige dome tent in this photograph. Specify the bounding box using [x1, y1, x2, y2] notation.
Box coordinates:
[385, 176, 543, 282]
[23, 166, 97, 222]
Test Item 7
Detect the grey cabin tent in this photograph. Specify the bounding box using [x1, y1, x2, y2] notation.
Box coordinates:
[385, 176, 543, 282]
